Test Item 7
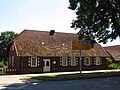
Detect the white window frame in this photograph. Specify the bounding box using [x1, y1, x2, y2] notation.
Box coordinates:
[96, 57, 101, 65]
[62, 57, 68, 66]
[85, 57, 90, 66]
[71, 56, 76, 66]
[31, 57, 37, 67]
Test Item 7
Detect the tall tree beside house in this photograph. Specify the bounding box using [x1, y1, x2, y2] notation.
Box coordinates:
[68, 0, 120, 44]
[0, 31, 18, 65]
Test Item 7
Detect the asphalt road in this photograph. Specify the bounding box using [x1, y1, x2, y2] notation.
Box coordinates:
[1, 77, 120, 90]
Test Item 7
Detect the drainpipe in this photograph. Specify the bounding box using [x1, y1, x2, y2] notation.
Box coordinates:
[80, 50, 82, 74]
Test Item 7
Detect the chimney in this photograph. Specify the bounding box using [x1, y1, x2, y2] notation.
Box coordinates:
[49, 30, 55, 36]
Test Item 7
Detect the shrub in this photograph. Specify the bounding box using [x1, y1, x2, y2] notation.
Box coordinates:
[107, 58, 112, 64]
[0, 60, 7, 68]
[107, 58, 120, 69]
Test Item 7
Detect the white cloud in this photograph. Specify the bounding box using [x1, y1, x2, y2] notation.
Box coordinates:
[99, 37, 120, 47]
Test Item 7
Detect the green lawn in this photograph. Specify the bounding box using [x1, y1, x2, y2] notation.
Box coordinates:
[29, 71, 120, 81]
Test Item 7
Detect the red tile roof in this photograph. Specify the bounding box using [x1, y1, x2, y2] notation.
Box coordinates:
[10, 30, 109, 57]
[104, 45, 120, 61]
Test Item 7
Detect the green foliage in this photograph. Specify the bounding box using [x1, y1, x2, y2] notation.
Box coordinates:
[0, 60, 7, 68]
[68, 0, 120, 44]
[108, 63, 120, 69]
[107, 58, 113, 64]
[107, 58, 120, 69]
[0, 31, 18, 63]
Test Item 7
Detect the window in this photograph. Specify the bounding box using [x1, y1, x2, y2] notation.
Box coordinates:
[31, 57, 37, 67]
[12, 44, 14, 50]
[46, 61, 49, 66]
[71, 57, 76, 66]
[9, 56, 14, 66]
[62, 57, 68, 66]
[9, 57, 12, 66]
[96, 57, 100, 65]
[12, 56, 14, 66]
[85, 57, 90, 66]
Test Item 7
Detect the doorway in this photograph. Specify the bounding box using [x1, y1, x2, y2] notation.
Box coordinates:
[43, 59, 50, 72]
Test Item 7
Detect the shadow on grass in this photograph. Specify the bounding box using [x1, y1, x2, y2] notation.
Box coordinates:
[30, 72, 120, 81]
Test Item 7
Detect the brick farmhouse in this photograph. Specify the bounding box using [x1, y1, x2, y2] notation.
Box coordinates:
[7, 30, 110, 74]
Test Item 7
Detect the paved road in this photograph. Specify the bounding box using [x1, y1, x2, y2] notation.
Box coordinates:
[1, 77, 120, 90]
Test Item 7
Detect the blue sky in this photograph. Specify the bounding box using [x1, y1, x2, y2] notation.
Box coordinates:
[0, 0, 119, 46]
[0, 0, 77, 33]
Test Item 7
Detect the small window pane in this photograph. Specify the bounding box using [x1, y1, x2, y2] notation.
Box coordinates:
[46, 61, 49, 66]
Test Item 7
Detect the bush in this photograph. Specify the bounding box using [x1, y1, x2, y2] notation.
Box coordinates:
[107, 58, 120, 69]
[107, 58, 112, 64]
[0, 60, 7, 68]
[108, 63, 120, 69]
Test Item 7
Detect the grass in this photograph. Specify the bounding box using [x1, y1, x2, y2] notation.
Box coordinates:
[29, 71, 120, 81]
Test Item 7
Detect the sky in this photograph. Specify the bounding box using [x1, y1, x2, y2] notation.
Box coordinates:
[0, 0, 119, 47]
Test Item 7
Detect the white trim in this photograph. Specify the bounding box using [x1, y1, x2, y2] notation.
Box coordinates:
[96, 57, 100, 65]
[62, 57, 68, 66]
[31, 57, 37, 67]
[71, 57, 76, 66]
[14, 42, 19, 56]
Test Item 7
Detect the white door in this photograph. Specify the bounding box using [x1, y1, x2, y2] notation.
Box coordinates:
[43, 59, 50, 72]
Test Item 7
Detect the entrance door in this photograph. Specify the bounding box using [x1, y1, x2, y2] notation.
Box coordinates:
[43, 59, 50, 72]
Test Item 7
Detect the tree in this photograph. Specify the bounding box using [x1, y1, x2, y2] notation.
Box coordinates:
[68, 0, 120, 44]
[0, 31, 18, 65]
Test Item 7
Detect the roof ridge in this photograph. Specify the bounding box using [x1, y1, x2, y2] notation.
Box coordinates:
[23, 29, 77, 35]
[8, 29, 77, 44]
